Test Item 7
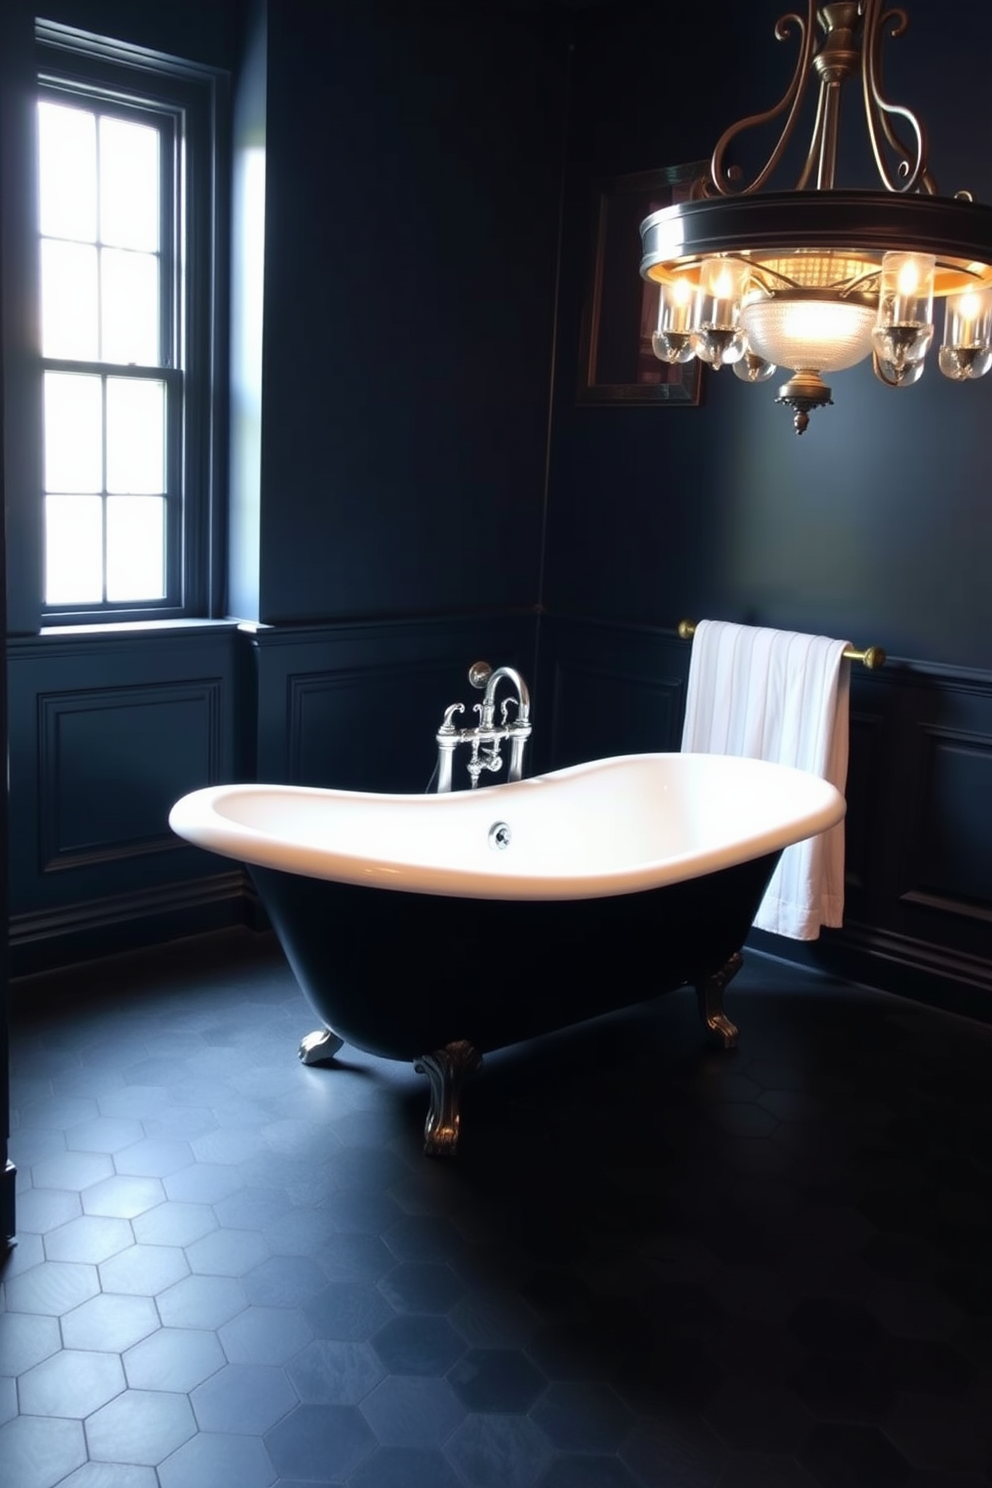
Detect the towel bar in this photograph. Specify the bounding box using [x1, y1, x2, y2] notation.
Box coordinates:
[677, 619, 886, 670]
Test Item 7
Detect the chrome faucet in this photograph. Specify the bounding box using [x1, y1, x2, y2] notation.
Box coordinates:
[435, 661, 532, 792]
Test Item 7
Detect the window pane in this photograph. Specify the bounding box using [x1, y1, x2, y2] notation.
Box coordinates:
[45, 495, 103, 604]
[38, 101, 97, 241]
[101, 249, 160, 364]
[106, 496, 165, 600]
[106, 378, 165, 493]
[41, 240, 99, 359]
[99, 115, 160, 252]
[44, 372, 103, 492]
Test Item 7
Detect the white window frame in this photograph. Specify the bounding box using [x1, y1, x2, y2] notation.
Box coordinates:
[33, 21, 227, 626]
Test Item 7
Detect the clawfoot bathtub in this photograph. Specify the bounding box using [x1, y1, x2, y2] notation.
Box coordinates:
[170, 753, 845, 1155]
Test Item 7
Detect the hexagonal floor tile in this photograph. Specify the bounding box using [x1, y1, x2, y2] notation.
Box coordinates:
[4, 1261, 100, 1318]
[448, 1347, 547, 1413]
[219, 1304, 312, 1364]
[98, 1243, 189, 1297]
[444, 1413, 553, 1488]
[0, 1415, 87, 1488]
[157, 1430, 276, 1488]
[61, 1294, 159, 1352]
[360, 1374, 465, 1448]
[123, 1327, 226, 1393]
[191, 1361, 297, 1434]
[265, 1402, 376, 1480]
[18, 1349, 126, 1419]
[84, 1389, 196, 1466]
[285, 1337, 386, 1404]
[156, 1274, 247, 1330]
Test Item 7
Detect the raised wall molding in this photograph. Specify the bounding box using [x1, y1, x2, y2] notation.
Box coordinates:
[285, 659, 454, 787]
[899, 723, 992, 923]
[38, 680, 223, 872]
[549, 657, 685, 763]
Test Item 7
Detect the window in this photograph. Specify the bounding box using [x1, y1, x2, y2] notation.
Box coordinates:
[34, 24, 226, 623]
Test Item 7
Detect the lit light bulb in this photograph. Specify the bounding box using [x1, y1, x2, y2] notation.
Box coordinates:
[691, 257, 749, 370]
[651, 276, 696, 364]
[897, 259, 924, 296]
[711, 268, 735, 299]
[939, 284, 992, 380]
[872, 251, 935, 378]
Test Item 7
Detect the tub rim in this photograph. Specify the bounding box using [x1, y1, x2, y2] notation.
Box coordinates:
[168, 752, 846, 903]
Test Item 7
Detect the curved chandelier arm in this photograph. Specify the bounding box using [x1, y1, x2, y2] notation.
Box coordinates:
[794, 75, 829, 191]
[862, 0, 936, 195]
[702, 5, 816, 198]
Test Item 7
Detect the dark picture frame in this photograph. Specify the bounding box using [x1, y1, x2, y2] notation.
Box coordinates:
[578, 161, 707, 405]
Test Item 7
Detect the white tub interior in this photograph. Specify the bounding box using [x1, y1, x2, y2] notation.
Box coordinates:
[169, 753, 846, 901]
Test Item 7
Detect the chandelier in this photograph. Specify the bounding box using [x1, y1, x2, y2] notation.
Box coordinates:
[638, 0, 992, 433]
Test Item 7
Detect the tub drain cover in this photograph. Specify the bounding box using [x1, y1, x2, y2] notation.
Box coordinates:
[488, 821, 511, 850]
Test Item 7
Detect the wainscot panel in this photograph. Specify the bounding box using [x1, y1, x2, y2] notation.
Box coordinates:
[540, 616, 992, 1022]
[7, 624, 246, 974]
[245, 613, 538, 793]
[38, 681, 223, 871]
[7, 614, 540, 974]
[537, 613, 688, 768]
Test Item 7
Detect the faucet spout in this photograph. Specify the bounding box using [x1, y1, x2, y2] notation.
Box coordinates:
[481, 666, 531, 730]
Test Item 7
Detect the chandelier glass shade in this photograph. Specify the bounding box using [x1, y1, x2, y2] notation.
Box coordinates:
[741, 295, 877, 373]
[638, 1, 992, 433]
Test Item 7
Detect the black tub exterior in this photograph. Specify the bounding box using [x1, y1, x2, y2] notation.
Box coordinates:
[251, 851, 781, 1062]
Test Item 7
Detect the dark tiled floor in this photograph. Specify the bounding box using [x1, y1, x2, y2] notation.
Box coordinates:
[3, 927, 992, 1487]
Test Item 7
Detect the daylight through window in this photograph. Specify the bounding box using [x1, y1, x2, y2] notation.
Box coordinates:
[38, 86, 181, 610]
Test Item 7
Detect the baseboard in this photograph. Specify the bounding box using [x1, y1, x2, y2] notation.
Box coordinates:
[747, 921, 992, 1025]
[8, 871, 267, 979]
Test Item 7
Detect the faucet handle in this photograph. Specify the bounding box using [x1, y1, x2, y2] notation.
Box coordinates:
[438, 702, 464, 735]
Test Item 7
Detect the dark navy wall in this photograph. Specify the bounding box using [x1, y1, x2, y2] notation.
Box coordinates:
[251, 0, 569, 623]
[546, 0, 992, 670]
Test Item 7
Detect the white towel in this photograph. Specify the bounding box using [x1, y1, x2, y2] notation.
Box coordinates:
[680, 619, 850, 940]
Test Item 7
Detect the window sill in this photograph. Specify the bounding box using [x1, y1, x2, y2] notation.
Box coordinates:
[7, 617, 248, 656]
[39, 617, 246, 636]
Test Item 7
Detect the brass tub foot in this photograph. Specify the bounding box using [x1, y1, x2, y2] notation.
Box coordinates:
[695, 951, 743, 1048]
[298, 1028, 345, 1065]
[414, 1040, 483, 1158]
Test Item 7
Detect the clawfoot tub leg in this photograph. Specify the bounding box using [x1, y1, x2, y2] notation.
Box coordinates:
[694, 951, 743, 1049]
[414, 1040, 483, 1158]
[298, 1029, 345, 1065]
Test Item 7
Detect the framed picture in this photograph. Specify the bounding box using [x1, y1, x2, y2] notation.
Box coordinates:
[578, 161, 707, 406]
